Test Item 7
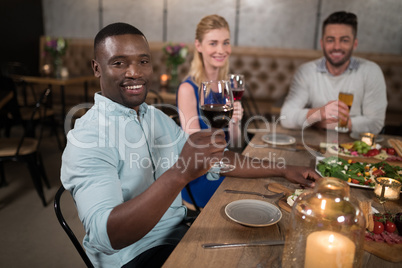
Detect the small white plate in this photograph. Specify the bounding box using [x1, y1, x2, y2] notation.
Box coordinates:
[350, 132, 384, 142]
[262, 133, 296, 145]
[225, 199, 282, 227]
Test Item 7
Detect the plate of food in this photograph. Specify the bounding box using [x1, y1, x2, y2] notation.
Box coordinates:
[359, 201, 402, 263]
[325, 140, 402, 166]
[315, 156, 402, 190]
[225, 199, 282, 227]
[261, 133, 296, 145]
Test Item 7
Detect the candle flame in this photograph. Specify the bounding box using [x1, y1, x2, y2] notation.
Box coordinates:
[329, 234, 334, 244]
[337, 216, 345, 223]
[361, 136, 373, 146]
[161, 74, 169, 81]
[320, 200, 326, 210]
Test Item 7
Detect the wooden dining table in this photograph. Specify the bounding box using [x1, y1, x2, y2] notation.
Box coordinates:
[163, 123, 402, 268]
[12, 75, 98, 121]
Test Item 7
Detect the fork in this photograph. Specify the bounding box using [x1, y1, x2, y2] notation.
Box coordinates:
[224, 189, 284, 199]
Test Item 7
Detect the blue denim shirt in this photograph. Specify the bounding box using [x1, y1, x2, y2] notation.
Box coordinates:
[61, 92, 191, 267]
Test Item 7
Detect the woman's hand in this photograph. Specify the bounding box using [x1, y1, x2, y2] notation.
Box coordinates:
[232, 101, 244, 124]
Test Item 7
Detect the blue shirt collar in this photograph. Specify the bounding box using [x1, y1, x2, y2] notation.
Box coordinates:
[317, 57, 359, 74]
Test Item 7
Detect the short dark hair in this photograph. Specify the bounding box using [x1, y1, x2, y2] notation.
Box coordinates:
[322, 11, 358, 37]
[94, 22, 146, 56]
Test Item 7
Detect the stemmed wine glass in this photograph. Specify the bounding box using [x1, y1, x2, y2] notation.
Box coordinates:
[199, 80, 235, 173]
[227, 74, 245, 101]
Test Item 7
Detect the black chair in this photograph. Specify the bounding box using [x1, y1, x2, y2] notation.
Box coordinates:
[0, 82, 51, 205]
[183, 184, 201, 214]
[0, 75, 62, 149]
[1, 61, 36, 107]
[54, 185, 94, 268]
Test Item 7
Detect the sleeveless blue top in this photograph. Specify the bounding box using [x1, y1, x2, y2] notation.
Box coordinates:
[177, 77, 225, 208]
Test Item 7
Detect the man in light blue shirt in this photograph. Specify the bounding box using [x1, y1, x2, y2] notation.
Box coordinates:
[61, 22, 319, 268]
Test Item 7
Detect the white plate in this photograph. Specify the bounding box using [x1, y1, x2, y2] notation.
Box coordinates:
[350, 132, 384, 142]
[315, 156, 373, 190]
[262, 133, 296, 145]
[225, 199, 282, 227]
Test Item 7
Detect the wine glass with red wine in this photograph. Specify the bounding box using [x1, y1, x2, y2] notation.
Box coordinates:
[227, 74, 245, 101]
[199, 80, 235, 173]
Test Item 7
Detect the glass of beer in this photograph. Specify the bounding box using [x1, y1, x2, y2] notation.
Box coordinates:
[335, 92, 353, 133]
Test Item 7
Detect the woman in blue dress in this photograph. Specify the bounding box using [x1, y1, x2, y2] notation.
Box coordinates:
[176, 14, 243, 209]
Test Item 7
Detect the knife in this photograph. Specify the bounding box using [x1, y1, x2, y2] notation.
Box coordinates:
[202, 240, 285, 249]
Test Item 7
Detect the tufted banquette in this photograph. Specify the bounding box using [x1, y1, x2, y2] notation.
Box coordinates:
[39, 36, 401, 127]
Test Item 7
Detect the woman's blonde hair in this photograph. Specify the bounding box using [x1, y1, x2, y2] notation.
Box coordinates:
[188, 14, 230, 86]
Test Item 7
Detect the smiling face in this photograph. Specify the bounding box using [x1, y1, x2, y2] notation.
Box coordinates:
[92, 34, 153, 111]
[196, 28, 231, 70]
[320, 24, 358, 74]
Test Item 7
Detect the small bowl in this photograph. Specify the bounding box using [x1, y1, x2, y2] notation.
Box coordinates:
[374, 177, 401, 203]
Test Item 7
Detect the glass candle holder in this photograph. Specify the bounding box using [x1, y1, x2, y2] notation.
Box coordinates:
[374, 177, 401, 203]
[282, 177, 365, 268]
[360, 132, 376, 146]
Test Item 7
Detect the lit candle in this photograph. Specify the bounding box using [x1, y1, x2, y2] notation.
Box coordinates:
[360, 132, 375, 146]
[42, 64, 51, 76]
[160, 74, 169, 86]
[305, 231, 355, 268]
[61, 67, 69, 78]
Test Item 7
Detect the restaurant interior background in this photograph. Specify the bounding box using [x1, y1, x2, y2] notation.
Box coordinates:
[1, 0, 401, 76]
[0, 1, 401, 267]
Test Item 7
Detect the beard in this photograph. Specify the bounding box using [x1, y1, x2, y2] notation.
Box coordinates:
[121, 89, 148, 109]
[323, 48, 354, 68]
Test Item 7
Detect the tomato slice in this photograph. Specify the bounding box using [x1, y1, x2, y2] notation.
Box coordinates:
[372, 169, 385, 176]
[351, 179, 360, 184]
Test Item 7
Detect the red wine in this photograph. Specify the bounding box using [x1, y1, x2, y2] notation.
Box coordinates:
[232, 90, 244, 101]
[200, 104, 234, 128]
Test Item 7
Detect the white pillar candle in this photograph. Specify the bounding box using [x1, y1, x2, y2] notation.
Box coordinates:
[305, 231, 355, 268]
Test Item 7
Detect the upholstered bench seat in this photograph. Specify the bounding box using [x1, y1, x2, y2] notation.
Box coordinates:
[37, 36, 401, 128]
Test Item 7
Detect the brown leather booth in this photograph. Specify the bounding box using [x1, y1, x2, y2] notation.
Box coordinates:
[38, 36, 402, 127]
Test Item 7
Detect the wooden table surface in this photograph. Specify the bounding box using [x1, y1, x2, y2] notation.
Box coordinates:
[158, 91, 176, 104]
[12, 75, 98, 120]
[12, 75, 97, 86]
[163, 124, 402, 268]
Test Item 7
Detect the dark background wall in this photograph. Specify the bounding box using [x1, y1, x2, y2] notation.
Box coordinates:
[0, 0, 44, 76]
